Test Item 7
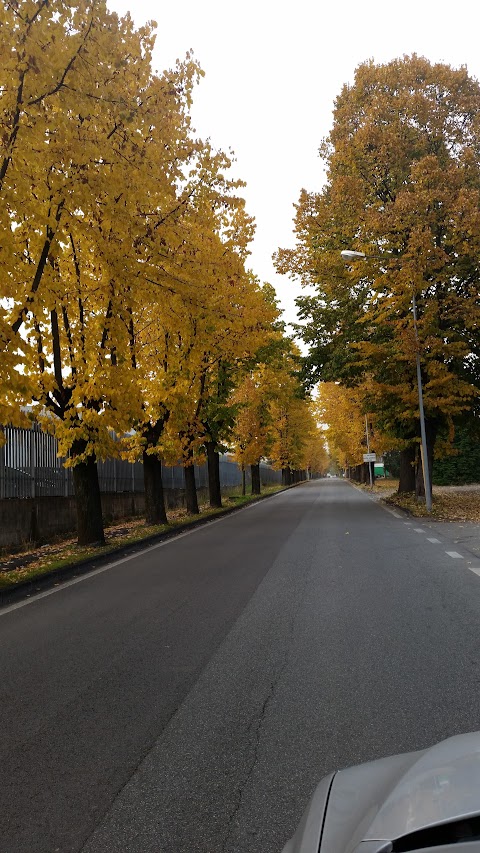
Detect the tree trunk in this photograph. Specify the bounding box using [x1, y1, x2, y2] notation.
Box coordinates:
[71, 440, 105, 545]
[143, 451, 167, 525]
[206, 440, 222, 508]
[141, 415, 169, 525]
[184, 462, 199, 515]
[251, 462, 261, 495]
[398, 445, 416, 493]
[242, 466, 246, 496]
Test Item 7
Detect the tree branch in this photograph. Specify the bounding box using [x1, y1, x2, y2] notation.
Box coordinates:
[0, 68, 26, 190]
[100, 300, 113, 350]
[61, 305, 76, 376]
[127, 309, 137, 369]
[28, 15, 95, 106]
[68, 232, 87, 363]
[11, 199, 65, 334]
[50, 308, 64, 394]
[33, 319, 45, 373]
[26, 0, 49, 26]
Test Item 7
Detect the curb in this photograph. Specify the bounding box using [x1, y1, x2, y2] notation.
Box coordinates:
[347, 480, 412, 517]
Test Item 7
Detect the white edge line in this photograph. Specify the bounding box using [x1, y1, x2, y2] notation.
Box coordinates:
[446, 551, 463, 559]
[373, 502, 402, 520]
[0, 503, 267, 617]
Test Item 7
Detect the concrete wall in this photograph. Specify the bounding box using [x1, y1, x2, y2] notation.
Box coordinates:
[0, 487, 210, 550]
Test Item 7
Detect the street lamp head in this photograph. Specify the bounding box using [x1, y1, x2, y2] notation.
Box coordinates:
[340, 250, 366, 261]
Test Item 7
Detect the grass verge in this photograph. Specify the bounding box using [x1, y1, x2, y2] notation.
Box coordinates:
[386, 487, 480, 522]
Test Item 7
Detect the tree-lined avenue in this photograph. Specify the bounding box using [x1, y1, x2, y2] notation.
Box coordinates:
[2, 480, 480, 852]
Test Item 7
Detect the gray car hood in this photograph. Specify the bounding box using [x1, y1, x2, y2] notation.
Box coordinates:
[282, 732, 480, 853]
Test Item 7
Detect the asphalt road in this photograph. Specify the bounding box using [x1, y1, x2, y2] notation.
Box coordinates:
[2, 479, 480, 853]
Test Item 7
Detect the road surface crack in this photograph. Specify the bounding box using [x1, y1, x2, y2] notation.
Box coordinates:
[221, 678, 277, 853]
[220, 553, 310, 852]
[221, 599, 303, 852]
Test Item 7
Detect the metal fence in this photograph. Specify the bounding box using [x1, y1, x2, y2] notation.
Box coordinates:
[0, 424, 281, 499]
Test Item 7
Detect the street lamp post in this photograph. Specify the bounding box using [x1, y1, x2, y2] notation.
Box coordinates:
[412, 291, 432, 511]
[365, 414, 373, 489]
[340, 249, 432, 511]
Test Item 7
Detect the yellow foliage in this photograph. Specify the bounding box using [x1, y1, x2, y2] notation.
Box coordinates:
[317, 381, 395, 470]
[0, 0, 281, 475]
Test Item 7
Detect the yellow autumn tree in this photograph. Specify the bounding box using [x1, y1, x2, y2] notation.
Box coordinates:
[116, 143, 253, 521]
[0, 0, 208, 542]
[231, 367, 275, 495]
[316, 383, 366, 471]
[316, 382, 393, 478]
[163, 274, 278, 513]
[121, 162, 276, 520]
[302, 428, 329, 478]
[265, 345, 324, 484]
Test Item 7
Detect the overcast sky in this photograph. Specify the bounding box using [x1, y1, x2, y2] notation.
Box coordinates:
[109, 0, 480, 329]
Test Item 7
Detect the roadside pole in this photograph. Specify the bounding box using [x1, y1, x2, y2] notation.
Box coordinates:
[364, 416, 374, 489]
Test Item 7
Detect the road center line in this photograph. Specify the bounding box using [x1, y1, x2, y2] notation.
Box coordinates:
[446, 551, 463, 559]
[414, 528, 425, 533]
[427, 538, 441, 543]
[469, 568, 480, 576]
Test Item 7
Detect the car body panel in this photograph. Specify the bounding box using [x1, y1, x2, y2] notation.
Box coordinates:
[281, 733, 480, 853]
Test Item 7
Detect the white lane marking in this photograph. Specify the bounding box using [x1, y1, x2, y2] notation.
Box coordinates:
[414, 528, 425, 533]
[0, 513, 236, 618]
[469, 568, 480, 576]
[404, 522, 412, 525]
[382, 506, 402, 519]
[427, 538, 441, 544]
[446, 551, 463, 559]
